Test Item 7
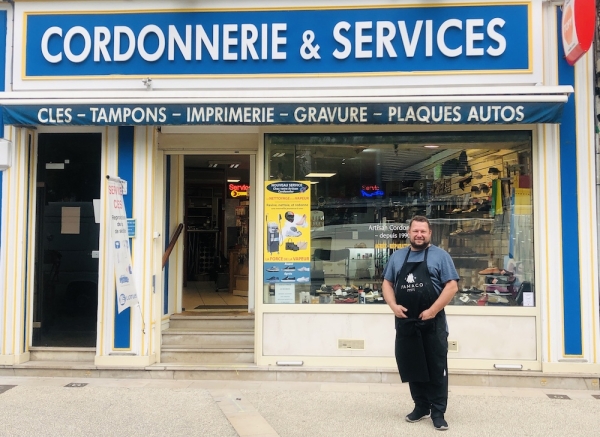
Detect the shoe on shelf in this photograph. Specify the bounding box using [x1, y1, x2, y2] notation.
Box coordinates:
[405, 408, 430, 423]
[432, 416, 449, 431]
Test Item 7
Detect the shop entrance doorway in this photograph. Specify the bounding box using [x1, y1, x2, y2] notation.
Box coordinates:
[181, 155, 251, 311]
[32, 133, 101, 347]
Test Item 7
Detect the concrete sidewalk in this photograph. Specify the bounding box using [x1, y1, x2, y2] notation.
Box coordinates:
[0, 376, 599, 437]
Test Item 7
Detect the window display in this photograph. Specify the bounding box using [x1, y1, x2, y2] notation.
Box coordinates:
[263, 131, 535, 307]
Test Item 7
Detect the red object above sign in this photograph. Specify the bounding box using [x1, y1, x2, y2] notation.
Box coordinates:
[562, 0, 596, 65]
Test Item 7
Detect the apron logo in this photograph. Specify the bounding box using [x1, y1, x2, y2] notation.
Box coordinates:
[400, 273, 424, 291]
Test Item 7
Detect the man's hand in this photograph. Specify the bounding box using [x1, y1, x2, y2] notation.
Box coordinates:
[393, 304, 408, 319]
[419, 308, 437, 320]
[382, 279, 409, 318]
[419, 280, 459, 321]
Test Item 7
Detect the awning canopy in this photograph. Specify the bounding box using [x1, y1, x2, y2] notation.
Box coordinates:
[0, 86, 572, 127]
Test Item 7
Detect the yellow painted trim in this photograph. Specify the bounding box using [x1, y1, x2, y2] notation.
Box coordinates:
[25, 132, 36, 352]
[151, 127, 157, 355]
[17, 136, 27, 354]
[174, 156, 182, 314]
[550, 5, 568, 359]
[21, 2, 534, 81]
[583, 54, 596, 363]
[22, 2, 531, 16]
[22, 69, 533, 82]
[99, 127, 109, 356]
[527, 2, 533, 72]
[20, 12, 27, 83]
[543, 126, 552, 363]
[141, 126, 148, 354]
[11, 131, 23, 355]
[2, 126, 13, 355]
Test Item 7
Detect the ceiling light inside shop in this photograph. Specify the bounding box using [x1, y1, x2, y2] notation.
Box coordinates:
[227, 179, 240, 183]
[309, 181, 319, 184]
[272, 152, 286, 158]
[229, 163, 240, 168]
[305, 172, 336, 177]
[208, 163, 219, 168]
[424, 145, 439, 149]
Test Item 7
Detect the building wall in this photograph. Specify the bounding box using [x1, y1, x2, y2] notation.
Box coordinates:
[0, 0, 597, 373]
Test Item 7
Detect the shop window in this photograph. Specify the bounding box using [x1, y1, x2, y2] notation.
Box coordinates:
[263, 132, 535, 307]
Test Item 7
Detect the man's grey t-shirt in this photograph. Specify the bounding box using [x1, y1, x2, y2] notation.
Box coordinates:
[382, 245, 459, 295]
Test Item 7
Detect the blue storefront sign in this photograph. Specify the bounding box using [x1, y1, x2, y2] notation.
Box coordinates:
[1, 102, 563, 126]
[23, 4, 530, 78]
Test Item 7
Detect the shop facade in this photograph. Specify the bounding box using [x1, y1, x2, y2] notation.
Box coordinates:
[0, 0, 599, 376]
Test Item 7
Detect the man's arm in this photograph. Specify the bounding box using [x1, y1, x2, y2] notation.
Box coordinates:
[382, 279, 408, 318]
[419, 279, 458, 320]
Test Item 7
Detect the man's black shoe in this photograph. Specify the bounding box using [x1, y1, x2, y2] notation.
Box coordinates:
[405, 409, 430, 423]
[432, 416, 449, 431]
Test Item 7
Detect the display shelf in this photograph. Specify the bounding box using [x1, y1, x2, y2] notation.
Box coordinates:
[230, 199, 250, 295]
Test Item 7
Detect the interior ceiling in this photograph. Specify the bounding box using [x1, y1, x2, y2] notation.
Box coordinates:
[185, 155, 250, 181]
[288, 141, 528, 181]
[182, 140, 528, 183]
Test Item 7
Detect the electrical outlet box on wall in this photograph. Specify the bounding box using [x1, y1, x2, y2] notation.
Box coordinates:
[0, 139, 12, 170]
[338, 339, 365, 350]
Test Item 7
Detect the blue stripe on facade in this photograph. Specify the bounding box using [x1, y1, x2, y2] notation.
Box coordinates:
[557, 7, 582, 355]
[0, 10, 6, 92]
[0, 10, 6, 247]
[114, 126, 134, 349]
[164, 156, 171, 315]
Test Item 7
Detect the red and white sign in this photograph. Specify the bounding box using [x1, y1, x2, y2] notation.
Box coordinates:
[562, 0, 596, 65]
[108, 178, 138, 314]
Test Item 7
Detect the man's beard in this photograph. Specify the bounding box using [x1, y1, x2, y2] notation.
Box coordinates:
[410, 238, 429, 250]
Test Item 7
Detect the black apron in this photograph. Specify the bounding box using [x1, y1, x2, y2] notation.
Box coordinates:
[394, 247, 448, 383]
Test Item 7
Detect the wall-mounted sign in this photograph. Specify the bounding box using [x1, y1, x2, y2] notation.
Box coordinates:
[23, 4, 530, 78]
[361, 184, 385, 197]
[2, 102, 565, 126]
[127, 218, 136, 238]
[228, 183, 249, 198]
[561, 0, 596, 65]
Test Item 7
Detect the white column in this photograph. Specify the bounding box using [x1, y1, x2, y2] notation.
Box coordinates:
[0, 127, 34, 364]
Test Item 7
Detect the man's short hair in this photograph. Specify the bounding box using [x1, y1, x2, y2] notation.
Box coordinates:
[409, 215, 431, 230]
